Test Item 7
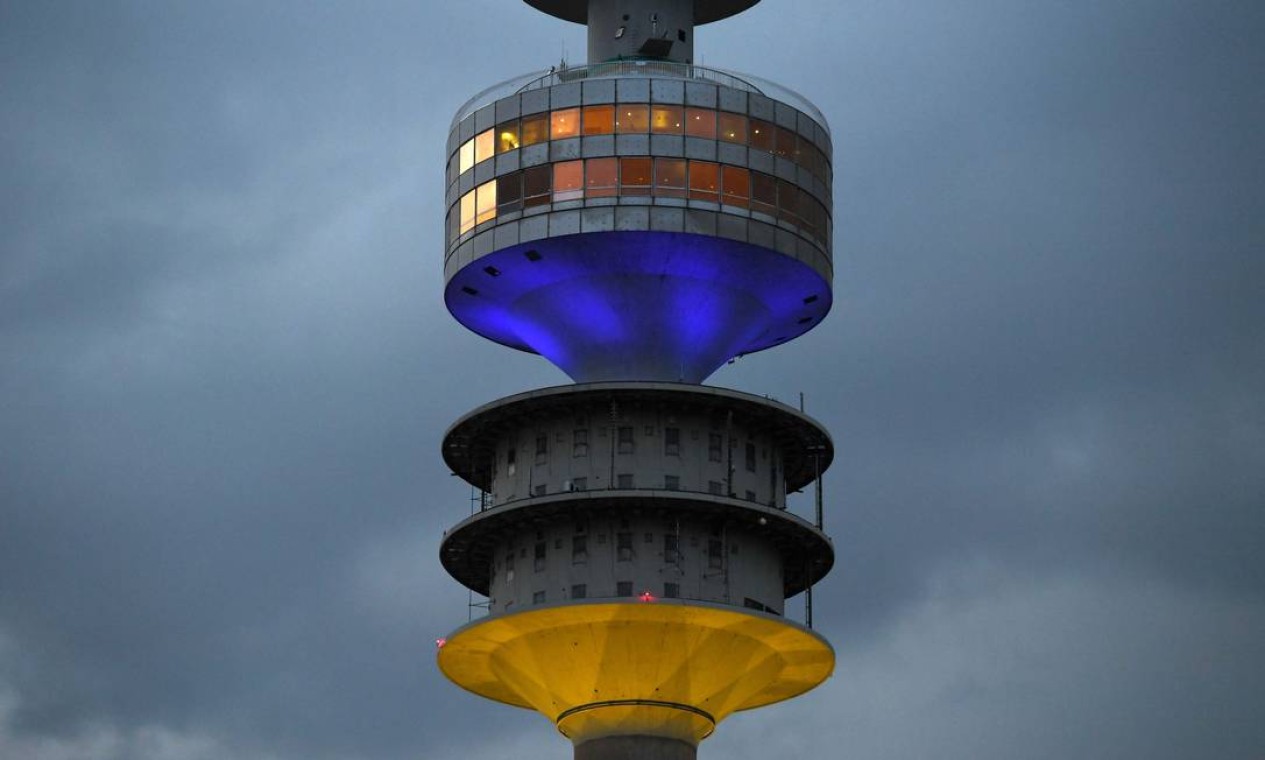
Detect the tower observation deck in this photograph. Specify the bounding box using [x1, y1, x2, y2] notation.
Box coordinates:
[437, 2, 837, 758]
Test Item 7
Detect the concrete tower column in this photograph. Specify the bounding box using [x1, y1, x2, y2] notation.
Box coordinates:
[576, 735, 696, 760]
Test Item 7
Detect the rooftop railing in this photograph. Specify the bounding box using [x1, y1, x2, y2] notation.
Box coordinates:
[451, 61, 828, 134]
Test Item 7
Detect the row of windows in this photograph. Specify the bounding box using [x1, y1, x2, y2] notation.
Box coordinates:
[454, 104, 830, 184]
[503, 533, 730, 572]
[514, 586, 775, 613]
[450, 157, 830, 243]
[525, 476, 762, 503]
[516, 428, 763, 469]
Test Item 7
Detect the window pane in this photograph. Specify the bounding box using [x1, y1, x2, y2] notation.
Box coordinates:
[521, 113, 549, 146]
[583, 105, 614, 135]
[616, 104, 649, 133]
[459, 190, 475, 234]
[777, 179, 799, 225]
[620, 157, 652, 195]
[650, 105, 683, 134]
[718, 112, 747, 143]
[497, 172, 522, 213]
[685, 108, 716, 138]
[553, 160, 583, 202]
[749, 119, 774, 152]
[551, 107, 580, 139]
[751, 172, 777, 215]
[496, 121, 520, 153]
[654, 158, 686, 197]
[458, 138, 475, 174]
[524, 165, 551, 207]
[585, 157, 618, 197]
[721, 166, 749, 207]
[688, 161, 719, 202]
[775, 126, 797, 160]
[475, 129, 495, 164]
[475, 180, 497, 225]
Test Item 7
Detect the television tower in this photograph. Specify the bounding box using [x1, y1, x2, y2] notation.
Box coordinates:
[437, 2, 836, 758]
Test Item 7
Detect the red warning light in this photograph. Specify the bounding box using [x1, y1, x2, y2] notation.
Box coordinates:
[435, 637, 447, 648]
[639, 591, 656, 603]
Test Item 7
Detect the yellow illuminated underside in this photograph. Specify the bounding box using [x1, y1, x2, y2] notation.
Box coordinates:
[437, 601, 834, 746]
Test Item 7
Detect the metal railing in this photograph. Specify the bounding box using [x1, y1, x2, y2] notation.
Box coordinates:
[451, 61, 828, 133]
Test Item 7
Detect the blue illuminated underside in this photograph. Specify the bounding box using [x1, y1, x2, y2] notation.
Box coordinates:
[445, 231, 831, 383]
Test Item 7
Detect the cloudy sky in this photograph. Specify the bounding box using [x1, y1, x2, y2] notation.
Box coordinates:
[2, 1, 1262, 758]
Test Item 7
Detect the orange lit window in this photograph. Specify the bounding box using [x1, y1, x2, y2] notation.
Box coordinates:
[474, 129, 495, 164]
[749, 119, 774, 152]
[585, 157, 618, 197]
[620, 157, 652, 195]
[583, 105, 615, 135]
[553, 160, 583, 202]
[688, 161, 719, 202]
[551, 108, 580, 139]
[497, 172, 522, 213]
[616, 105, 649, 133]
[718, 112, 747, 144]
[721, 166, 750, 207]
[459, 189, 476, 234]
[653, 158, 686, 197]
[751, 172, 777, 216]
[520, 113, 549, 147]
[475, 180, 497, 225]
[496, 121, 520, 153]
[523, 165, 551, 207]
[650, 105, 683, 134]
[775, 126, 797, 160]
[685, 108, 716, 138]
[458, 138, 475, 174]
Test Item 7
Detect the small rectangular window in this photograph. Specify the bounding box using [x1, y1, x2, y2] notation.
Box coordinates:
[617, 473, 634, 489]
[653, 158, 686, 198]
[751, 172, 777, 216]
[664, 475, 680, 491]
[615, 104, 649, 133]
[708, 538, 723, 569]
[583, 104, 615, 135]
[617, 581, 633, 597]
[745, 442, 757, 472]
[664, 582, 679, 599]
[718, 112, 747, 143]
[572, 476, 587, 491]
[533, 590, 546, 604]
[685, 108, 716, 138]
[523, 165, 551, 207]
[520, 113, 549, 146]
[708, 432, 723, 462]
[496, 120, 520, 153]
[617, 426, 634, 454]
[664, 534, 679, 563]
[497, 172, 523, 213]
[551, 107, 580, 139]
[745, 489, 756, 501]
[721, 166, 749, 208]
[585, 157, 618, 197]
[572, 535, 588, 563]
[617, 533, 633, 561]
[474, 128, 495, 164]
[749, 119, 775, 152]
[573, 429, 589, 456]
[650, 105, 683, 134]
[534, 484, 547, 496]
[475, 180, 497, 226]
[571, 583, 587, 599]
[458, 138, 475, 174]
[459, 190, 476, 235]
[620, 157, 652, 195]
[664, 427, 680, 456]
[688, 161, 719, 203]
[534, 541, 547, 571]
[536, 434, 548, 457]
[708, 480, 722, 495]
[553, 160, 584, 202]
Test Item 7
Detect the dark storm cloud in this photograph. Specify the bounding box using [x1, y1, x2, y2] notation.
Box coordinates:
[2, 1, 1261, 759]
